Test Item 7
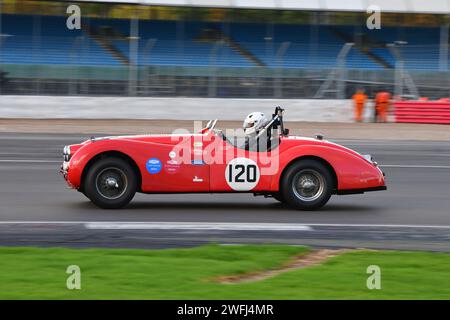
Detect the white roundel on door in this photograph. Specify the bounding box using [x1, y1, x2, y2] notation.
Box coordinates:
[225, 157, 260, 191]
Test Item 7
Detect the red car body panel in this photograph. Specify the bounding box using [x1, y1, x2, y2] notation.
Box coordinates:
[63, 130, 385, 194]
[271, 139, 384, 191]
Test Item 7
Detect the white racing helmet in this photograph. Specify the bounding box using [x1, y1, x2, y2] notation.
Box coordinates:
[243, 112, 269, 135]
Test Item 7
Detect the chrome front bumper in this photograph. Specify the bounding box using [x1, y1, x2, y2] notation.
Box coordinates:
[60, 162, 76, 189]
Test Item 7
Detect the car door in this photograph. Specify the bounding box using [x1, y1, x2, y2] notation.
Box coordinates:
[208, 131, 276, 192]
[141, 133, 210, 192]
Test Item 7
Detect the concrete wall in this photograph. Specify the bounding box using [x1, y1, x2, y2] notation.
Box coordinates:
[0, 96, 356, 122]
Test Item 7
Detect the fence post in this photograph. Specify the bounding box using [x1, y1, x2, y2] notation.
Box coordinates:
[439, 23, 449, 71]
[143, 39, 156, 96]
[128, 16, 139, 96]
[274, 41, 290, 98]
[69, 36, 82, 96]
[388, 42, 419, 98]
[336, 43, 351, 99]
[0, 36, 4, 96]
[32, 14, 42, 95]
[208, 41, 222, 98]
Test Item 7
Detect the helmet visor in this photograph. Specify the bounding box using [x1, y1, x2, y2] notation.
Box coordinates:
[243, 121, 255, 129]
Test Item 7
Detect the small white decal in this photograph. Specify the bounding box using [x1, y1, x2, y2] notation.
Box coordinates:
[193, 176, 203, 182]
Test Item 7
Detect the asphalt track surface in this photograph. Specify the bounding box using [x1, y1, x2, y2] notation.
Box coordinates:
[1, 133, 450, 251]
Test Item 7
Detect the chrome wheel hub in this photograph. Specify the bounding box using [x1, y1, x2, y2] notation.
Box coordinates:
[292, 169, 325, 202]
[105, 177, 119, 188]
[95, 167, 128, 200]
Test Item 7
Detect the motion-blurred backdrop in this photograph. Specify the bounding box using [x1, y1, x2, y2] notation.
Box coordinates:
[0, 0, 449, 100]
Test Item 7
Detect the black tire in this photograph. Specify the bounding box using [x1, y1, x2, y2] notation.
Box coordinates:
[84, 157, 137, 209]
[280, 159, 333, 210]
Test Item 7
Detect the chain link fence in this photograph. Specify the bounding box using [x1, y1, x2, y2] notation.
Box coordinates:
[2, 66, 450, 99]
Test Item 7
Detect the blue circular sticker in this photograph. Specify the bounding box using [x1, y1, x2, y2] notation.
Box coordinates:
[146, 158, 162, 174]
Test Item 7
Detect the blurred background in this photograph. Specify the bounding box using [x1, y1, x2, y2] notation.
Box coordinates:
[0, 0, 449, 100]
[1, 2, 450, 285]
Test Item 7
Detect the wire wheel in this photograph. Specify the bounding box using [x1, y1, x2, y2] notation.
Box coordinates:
[95, 167, 128, 200]
[292, 169, 325, 202]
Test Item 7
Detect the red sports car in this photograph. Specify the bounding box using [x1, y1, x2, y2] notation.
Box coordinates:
[61, 107, 386, 210]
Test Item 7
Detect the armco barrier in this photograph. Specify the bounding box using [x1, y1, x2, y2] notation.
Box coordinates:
[394, 100, 450, 124]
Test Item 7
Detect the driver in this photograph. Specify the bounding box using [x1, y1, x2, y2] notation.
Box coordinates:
[242, 112, 269, 151]
[243, 112, 269, 136]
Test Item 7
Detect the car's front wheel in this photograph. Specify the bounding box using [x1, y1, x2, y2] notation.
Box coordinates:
[280, 159, 333, 210]
[84, 157, 137, 209]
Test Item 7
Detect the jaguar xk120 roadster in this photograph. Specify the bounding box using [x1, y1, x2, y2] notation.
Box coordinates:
[61, 107, 386, 210]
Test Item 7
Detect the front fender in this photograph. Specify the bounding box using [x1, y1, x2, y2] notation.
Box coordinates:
[271, 144, 385, 191]
[66, 139, 151, 189]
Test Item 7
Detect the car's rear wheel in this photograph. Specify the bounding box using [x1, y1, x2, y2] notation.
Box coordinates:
[84, 157, 137, 209]
[280, 159, 333, 210]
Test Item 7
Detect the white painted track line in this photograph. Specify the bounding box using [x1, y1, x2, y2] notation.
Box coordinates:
[0, 159, 60, 163]
[1, 221, 450, 230]
[84, 222, 313, 231]
[380, 164, 450, 169]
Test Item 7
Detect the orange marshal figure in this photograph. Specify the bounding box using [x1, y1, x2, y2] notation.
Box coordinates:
[352, 89, 368, 122]
[375, 91, 391, 122]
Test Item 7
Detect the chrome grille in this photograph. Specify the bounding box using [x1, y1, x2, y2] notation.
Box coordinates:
[63, 146, 71, 162]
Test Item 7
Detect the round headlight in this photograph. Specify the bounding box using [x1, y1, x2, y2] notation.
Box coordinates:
[63, 146, 71, 155]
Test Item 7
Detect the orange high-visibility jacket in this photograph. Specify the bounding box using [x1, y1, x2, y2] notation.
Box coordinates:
[353, 93, 367, 105]
[375, 92, 391, 105]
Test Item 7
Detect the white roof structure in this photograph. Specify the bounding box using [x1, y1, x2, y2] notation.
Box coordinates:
[76, 0, 450, 14]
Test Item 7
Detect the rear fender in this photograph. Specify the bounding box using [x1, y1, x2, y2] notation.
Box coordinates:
[271, 144, 384, 191]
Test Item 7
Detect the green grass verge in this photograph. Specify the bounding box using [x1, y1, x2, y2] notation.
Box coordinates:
[0, 244, 449, 299]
